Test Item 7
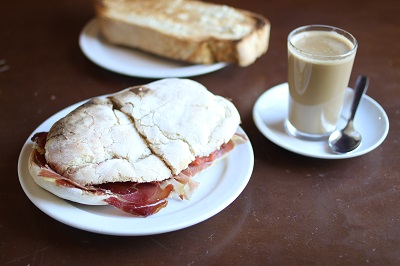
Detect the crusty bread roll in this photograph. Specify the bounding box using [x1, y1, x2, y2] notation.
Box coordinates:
[94, 0, 270, 66]
[28, 79, 242, 214]
[41, 78, 239, 186]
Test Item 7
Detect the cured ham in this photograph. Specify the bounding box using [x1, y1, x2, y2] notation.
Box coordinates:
[30, 132, 237, 217]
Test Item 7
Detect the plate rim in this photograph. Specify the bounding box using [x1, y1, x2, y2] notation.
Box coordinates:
[79, 18, 228, 78]
[252, 82, 390, 159]
[18, 97, 254, 236]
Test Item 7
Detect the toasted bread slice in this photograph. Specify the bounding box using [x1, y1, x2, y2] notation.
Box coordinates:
[94, 0, 270, 66]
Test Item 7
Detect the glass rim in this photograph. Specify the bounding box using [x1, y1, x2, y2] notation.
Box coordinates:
[288, 24, 358, 60]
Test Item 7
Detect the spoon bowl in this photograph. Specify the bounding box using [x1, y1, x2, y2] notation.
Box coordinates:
[328, 75, 369, 154]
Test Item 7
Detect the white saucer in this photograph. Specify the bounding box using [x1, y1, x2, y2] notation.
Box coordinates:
[18, 96, 253, 236]
[253, 83, 389, 159]
[79, 19, 227, 78]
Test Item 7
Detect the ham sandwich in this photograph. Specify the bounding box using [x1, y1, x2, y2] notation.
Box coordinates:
[28, 78, 243, 217]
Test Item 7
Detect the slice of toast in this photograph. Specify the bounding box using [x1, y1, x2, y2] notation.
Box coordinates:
[94, 0, 270, 66]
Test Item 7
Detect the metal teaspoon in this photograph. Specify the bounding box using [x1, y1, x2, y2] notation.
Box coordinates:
[328, 75, 369, 154]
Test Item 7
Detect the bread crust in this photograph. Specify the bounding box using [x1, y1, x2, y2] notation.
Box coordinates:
[94, 0, 270, 66]
[31, 79, 240, 187]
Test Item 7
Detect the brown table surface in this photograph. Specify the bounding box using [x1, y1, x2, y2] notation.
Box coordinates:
[1, 0, 399, 265]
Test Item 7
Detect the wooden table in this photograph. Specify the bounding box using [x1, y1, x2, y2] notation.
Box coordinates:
[1, 0, 399, 264]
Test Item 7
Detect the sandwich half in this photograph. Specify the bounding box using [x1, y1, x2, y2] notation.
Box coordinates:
[28, 78, 244, 217]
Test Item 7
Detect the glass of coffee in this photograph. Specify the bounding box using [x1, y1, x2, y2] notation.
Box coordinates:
[286, 25, 358, 140]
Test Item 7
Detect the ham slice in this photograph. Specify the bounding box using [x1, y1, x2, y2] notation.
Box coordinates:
[30, 132, 236, 217]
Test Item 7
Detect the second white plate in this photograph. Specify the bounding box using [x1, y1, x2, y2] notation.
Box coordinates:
[79, 19, 228, 78]
[253, 83, 389, 159]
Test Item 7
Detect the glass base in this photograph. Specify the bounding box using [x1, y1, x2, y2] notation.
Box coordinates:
[285, 120, 332, 141]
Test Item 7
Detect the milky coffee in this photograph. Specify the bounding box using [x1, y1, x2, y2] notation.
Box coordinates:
[287, 25, 357, 139]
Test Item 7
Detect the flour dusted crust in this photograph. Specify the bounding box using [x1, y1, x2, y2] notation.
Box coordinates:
[111, 78, 240, 175]
[94, 0, 270, 66]
[44, 97, 171, 186]
[35, 79, 240, 186]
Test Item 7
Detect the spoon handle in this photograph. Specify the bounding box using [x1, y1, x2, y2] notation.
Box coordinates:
[349, 75, 369, 121]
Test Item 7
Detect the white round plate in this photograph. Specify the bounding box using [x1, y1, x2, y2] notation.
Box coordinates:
[253, 83, 389, 159]
[79, 19, 227, 78]
[18, 98, 254, 236]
